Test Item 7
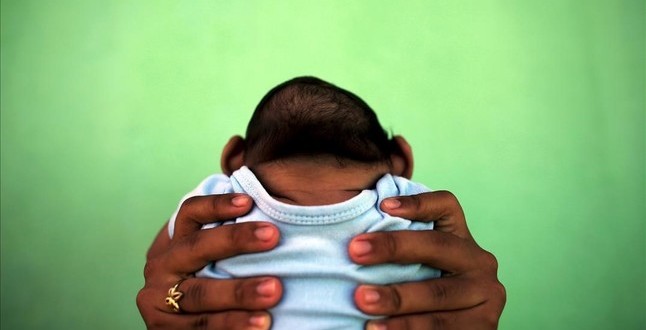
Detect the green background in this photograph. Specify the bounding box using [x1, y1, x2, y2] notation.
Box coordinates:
[1, 0, 644, 329]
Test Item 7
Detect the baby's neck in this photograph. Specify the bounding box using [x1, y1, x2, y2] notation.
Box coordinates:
[250, 159, 390, 206]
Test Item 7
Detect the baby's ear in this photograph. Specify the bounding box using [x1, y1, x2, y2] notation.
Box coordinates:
[389, 135, 414, 179]
[220, 135, 246, 175]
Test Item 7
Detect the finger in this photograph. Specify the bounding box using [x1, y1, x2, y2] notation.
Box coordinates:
[354, 277, 487, 316]
[176, 277, 283, 313]
[142, 309, 272, 330]
[138, 276, 282, 314]
[164, 222, 280, 274]
[380, 191, 471, 239]
[137, 285, 271, 329]
[364, 305, 501, 330]
[348, 230, 478, 273]
[137, 281, 277, 330]
[174, 194, 254, 239]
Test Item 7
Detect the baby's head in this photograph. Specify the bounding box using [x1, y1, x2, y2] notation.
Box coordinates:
[221, 76, 413, 178]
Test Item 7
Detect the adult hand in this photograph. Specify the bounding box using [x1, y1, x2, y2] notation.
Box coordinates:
[349, 191, 506, 329]
[136, 194, 283, 330]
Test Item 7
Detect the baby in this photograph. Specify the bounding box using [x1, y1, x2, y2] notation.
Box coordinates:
[169, 76, 440, 329]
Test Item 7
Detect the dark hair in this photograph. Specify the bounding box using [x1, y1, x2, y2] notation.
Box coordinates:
[244, 76, 393, 165]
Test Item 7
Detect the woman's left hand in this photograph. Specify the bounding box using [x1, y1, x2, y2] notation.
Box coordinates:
[349, 191, 506, 329]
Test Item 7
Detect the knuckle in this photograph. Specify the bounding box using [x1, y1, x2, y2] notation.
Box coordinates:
[143, 261, 153, 280]
[146, 318, 165, 329]
[431, 313, 449, 330]
[226, 224, 247, 249]
[409, 193, 423, 212]
[482, 311, 501, 329]
[143, 259, 159, 280]
[486, 315, 500, 329]
[182, 231, 203, 255]
[381, 317, 408, 330]
[234, 280, 246, 306]
[139, 307, 167, 329]
[383, 233, 399, 260]
[387, 284, 404, 313]
[439, 190, 462, 218]
[477, 282, 506, 329]
[222, 312, 242, 329]
[185, 281, 207, 309]
[192, 315, 209, 330]
[428, 232, 451, 250]
[135, 289, 149, 311]
[209, 194, 226, 214]
[179, 196, 199, 215]
[494, 281, 507, 306]
[427, 282, 449, 304]
[438, 190, 459, 204]
[480, 250, 499, 271]
[400, 317, 414, 330]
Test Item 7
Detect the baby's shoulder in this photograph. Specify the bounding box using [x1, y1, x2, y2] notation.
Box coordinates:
[193, 174, 234, 195]
[375, 174, 431, 197]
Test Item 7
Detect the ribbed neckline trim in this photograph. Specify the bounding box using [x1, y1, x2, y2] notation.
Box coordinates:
[231, 166, 378, 225]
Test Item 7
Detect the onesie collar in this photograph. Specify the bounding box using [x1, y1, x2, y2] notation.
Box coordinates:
[231, 166, 379, 225]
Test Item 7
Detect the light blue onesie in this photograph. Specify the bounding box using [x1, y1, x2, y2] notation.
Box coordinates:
[169, 166, 440, 330]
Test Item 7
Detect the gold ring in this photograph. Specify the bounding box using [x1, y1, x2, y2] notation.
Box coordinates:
[165, 279, 186, 313]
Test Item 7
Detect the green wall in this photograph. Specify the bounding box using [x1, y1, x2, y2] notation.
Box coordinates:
[1, 1, 644, 329]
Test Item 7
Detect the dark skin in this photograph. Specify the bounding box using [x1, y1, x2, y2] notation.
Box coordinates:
[136, 191, 506, 329]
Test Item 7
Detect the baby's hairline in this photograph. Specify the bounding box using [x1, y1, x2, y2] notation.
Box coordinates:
[245, 154, 393, 170]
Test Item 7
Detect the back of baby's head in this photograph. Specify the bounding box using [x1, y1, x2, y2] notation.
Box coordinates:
[244, 77, 392, 166]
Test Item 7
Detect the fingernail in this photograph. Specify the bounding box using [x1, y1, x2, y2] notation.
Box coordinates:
[366, 321, 387, 330]
[382, 198, 401, 209]
[350, 240, 373, 257]
[256, 278, 277, 296]
[248, 313, 269, 329]
[254, 226, 275, 241]
[362, 286, 381, 303]
[232, 195, 251, 207]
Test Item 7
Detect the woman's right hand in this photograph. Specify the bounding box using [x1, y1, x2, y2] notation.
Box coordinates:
[136, 194, 283, 330]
